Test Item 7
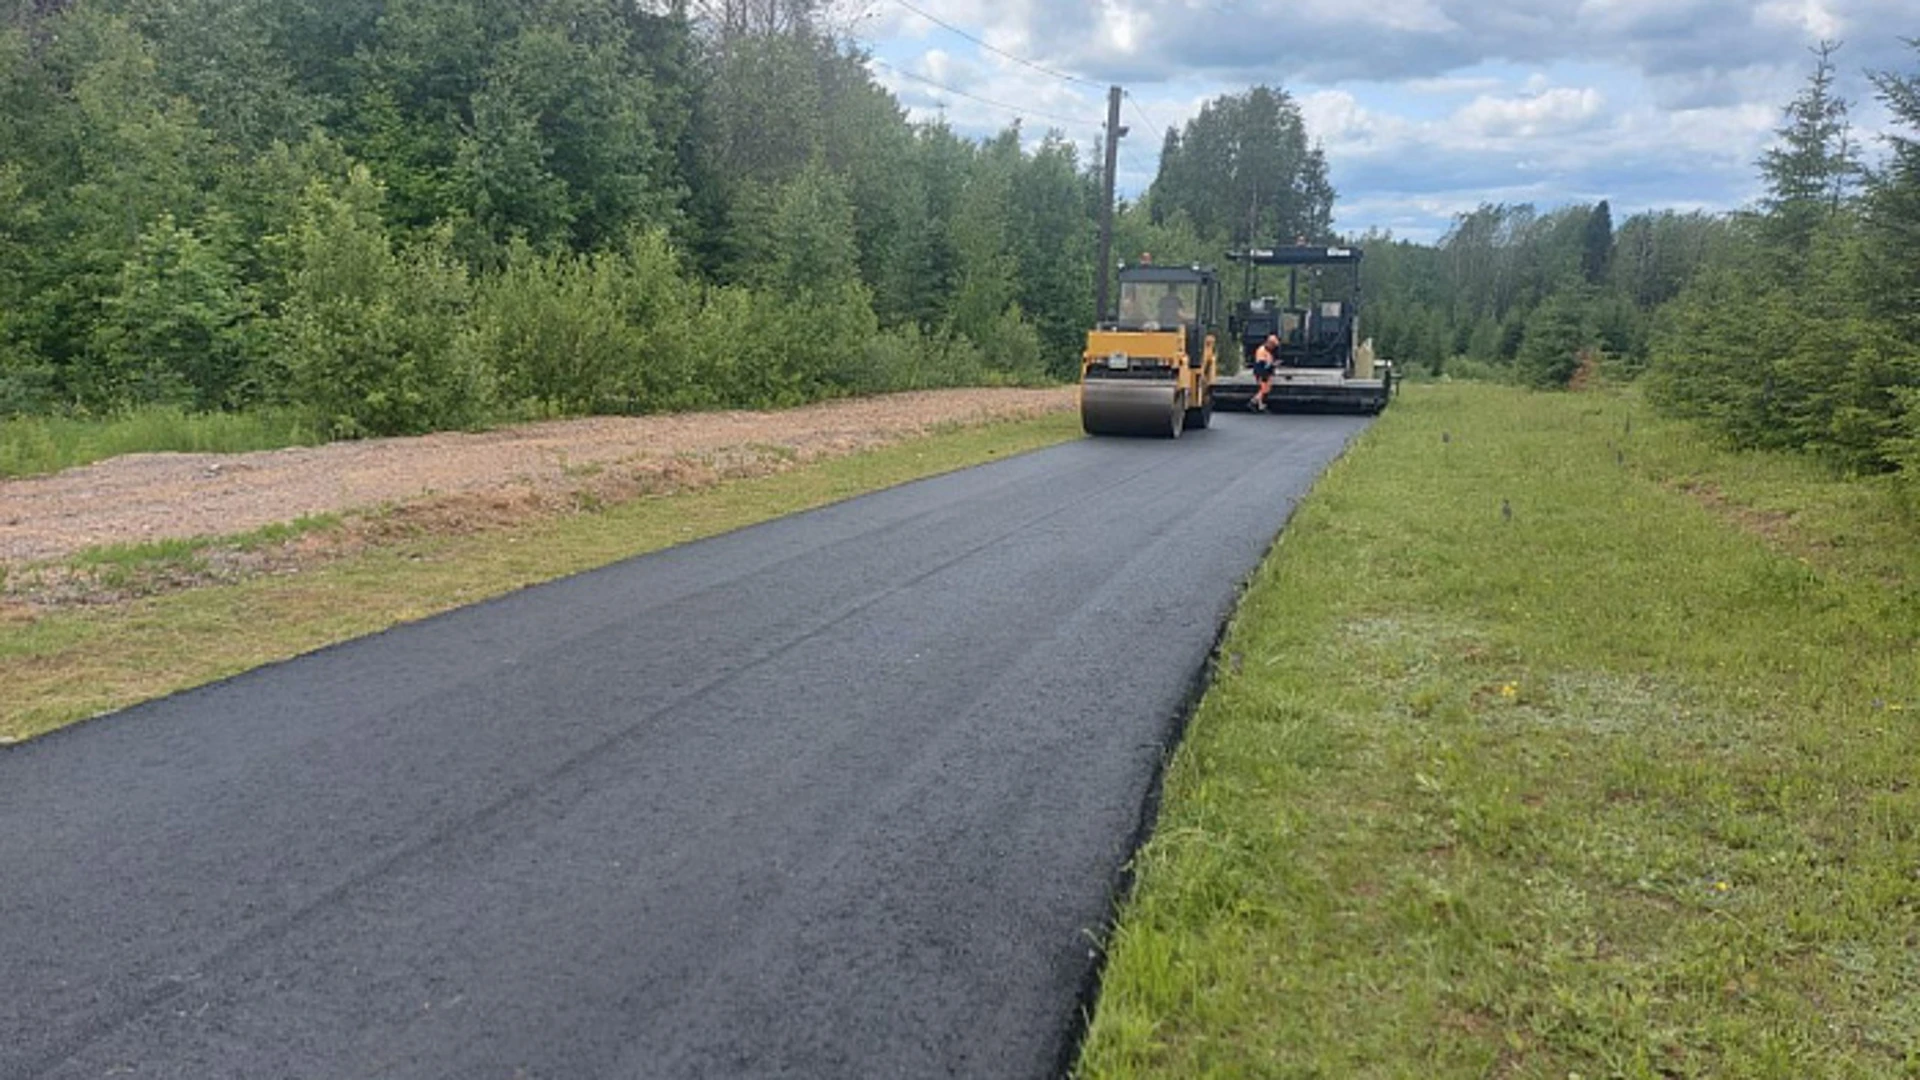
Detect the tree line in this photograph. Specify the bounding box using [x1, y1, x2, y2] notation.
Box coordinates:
[1356, 39, 1920, 475]
[0, 0, 1087, 433]
[0, 0, 1333, 437]
[10, 0, 1905, 473]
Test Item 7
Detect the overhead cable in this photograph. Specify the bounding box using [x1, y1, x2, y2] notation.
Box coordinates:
[868, 56, 1097, 131]
[886, 0, 1105, 88]
[1125, 92, 1174, 141]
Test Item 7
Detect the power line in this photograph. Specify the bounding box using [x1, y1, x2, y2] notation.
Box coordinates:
[1116, 151, 1157, 204]
[885, 0, 1105, 89]
[868, 56, 1098, 132]
[1118, 95, 1169, 190]
[1125, 92, 1173, 142]
[1114, 138, 1150, 178]
[686, 3, 1107, 139]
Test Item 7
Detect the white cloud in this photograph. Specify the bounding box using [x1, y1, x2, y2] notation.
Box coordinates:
[1755, 0, 1842, 39]
[1297, 90, 1416, 154]
[1095, 0, 1147, 54]
[1572, 0, 1714, 35]
[1283, 76, 1785, 235]
[921, 48, 957, 82]
[1454, 87, 1608, 139]
[1404, 75, 1508, 95]
[1283, 0, 1459, 32]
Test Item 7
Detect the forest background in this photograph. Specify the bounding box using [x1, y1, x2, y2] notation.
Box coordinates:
[0, 0, 1915, 475]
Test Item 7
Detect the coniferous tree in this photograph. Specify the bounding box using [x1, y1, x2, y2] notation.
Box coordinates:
[1757, 40, 1860, 254]
[1515, 288, 1597, 389]
[1861, 39, 1920, 472]
[1864, 38, 1920, 336]
[1581, 199, 1612, 285]
[1008, 133, 1094, 375]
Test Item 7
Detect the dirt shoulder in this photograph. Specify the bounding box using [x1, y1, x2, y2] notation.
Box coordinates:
[1, 387, 1075, 566]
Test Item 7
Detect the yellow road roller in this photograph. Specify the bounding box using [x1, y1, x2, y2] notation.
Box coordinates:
[1080, 263, 1221, 438]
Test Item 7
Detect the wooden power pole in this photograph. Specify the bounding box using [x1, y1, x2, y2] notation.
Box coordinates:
[1095, 85, 1126, 322]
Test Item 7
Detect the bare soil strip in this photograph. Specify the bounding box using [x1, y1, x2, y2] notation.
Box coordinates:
[0, 388, 1073, 567]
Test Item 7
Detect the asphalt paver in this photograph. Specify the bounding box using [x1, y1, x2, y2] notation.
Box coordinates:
[0, 412, 1369, 1079]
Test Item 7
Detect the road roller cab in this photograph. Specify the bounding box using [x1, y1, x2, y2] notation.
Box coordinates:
[1081, 264, 1220, 438]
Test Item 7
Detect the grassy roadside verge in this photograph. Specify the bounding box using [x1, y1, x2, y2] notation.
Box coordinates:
[0, 407, 325, 478]
[1079, 384, 1920, 1077]
[0, 411, 1080, 743]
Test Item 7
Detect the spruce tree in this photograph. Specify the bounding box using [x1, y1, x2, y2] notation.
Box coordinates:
[1758, 40, 1859, 253]
[1864, 38, 1920, 335]
[1581, 199, 1612, 285]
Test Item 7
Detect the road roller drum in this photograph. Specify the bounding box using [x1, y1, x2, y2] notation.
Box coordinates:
[1081, 380, 1186, 438]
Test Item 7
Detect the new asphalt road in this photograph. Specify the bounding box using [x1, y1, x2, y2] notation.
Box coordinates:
[1, 411, 1370, 1080]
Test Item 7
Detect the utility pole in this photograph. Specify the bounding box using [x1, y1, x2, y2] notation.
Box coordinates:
[1095, 85, 1126, 322]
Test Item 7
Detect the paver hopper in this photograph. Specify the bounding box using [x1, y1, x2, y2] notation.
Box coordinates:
[1213, 245, 1393, 414]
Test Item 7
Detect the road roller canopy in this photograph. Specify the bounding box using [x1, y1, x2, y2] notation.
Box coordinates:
[1113, 265, 1219, 332]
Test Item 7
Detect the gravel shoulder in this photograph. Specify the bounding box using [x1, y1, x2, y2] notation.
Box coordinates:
[0, 388, 1074, 565]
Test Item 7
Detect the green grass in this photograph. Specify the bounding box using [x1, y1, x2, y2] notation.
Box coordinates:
[1079, 383, 1920, 1078]
[61, 514, 344, 569]
[0, 411, 1080, 743]
[8, 514, 348, 596]
[0, 406, 325, 477]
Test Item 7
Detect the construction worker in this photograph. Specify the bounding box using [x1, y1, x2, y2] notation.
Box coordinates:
[1251, 333, 1279, 411]
[1156, 285, 1189, 326]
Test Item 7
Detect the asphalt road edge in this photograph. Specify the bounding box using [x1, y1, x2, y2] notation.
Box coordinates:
[1051, 428, 1365, 1078]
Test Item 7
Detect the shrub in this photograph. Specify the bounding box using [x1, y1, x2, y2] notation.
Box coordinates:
[744, 280, 879, 407]
[606, 229, 713, 413]
[970, 305, 1044, 378]
[852, 323, 990, 393]
[1441, 355, 1511, 383]
[275, 170, 489, 437]
[91, 213, 260, 410]
[0, 345, 57, 416]
[679, 283, 758, 409]
[469, 242, 640, 416]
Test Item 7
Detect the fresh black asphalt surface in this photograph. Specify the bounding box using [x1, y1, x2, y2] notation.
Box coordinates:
[0, 411, 1370, 1079]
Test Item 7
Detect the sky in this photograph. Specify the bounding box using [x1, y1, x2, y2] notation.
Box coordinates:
[851, 0, 1915, 242]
